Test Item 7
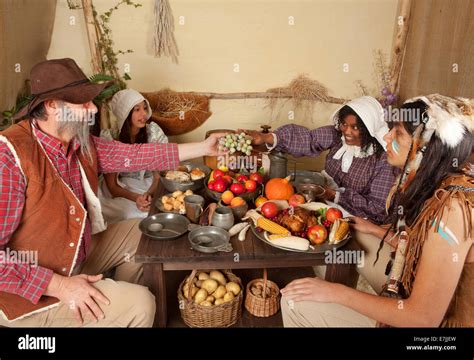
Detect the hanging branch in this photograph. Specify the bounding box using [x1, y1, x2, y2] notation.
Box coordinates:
[188, 91, 346, 104]
[388, 0, 412, 95]
[81, 0, 102, 74]
[189, 75, 347, 105]
[153, 0, 180, 63]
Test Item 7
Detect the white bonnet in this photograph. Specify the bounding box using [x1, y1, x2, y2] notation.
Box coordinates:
[109, 89, 152, 130]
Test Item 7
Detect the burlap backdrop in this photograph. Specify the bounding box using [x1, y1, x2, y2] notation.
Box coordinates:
[0, 0, 57, 113]
[399, 0, 474, 101]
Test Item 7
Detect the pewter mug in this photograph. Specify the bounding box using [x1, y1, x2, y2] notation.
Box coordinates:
[211, 206, 234, 230]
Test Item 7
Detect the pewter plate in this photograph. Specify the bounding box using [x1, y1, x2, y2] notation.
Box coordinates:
[250, 223, 349, 254]
[139, 213, 190, 240]
[188, 226, 232, 253]
[156, 193, 185, 214]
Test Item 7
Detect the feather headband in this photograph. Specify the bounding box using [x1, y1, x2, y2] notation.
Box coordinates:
[399, 94, 473, 192]
[404, 94, 474, 148]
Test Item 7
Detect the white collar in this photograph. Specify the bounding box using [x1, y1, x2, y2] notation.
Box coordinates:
[332, 137, 374, 173]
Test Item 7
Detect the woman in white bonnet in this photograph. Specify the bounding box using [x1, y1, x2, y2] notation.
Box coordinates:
[98, 89, 168, 223]
[242, 96, 397, 224]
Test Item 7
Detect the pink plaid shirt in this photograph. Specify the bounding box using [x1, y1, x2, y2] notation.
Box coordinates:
[0, 124, 179, 304]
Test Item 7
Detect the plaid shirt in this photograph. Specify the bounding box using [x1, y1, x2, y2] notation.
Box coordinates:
[274, 124, 397, 224]
[0, 125, 179, 304]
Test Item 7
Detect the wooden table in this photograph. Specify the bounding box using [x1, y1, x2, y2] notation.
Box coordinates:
[135, 181, 360, 327]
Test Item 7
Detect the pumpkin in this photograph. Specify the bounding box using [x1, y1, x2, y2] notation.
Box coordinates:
[265, 176, 294, 200]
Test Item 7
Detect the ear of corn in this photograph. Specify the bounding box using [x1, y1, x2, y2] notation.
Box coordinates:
[335, 220, 349, 241]
[268, 234, 289, 240]
[257, 218, 290, 235]
[243, 209, 262, 225]
[329, 219, 350, 244]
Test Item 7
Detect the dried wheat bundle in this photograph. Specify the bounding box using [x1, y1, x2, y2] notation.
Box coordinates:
[153, 0, 180, 64]
[265, 74, 331, 118]
[266, 74, 330, 109]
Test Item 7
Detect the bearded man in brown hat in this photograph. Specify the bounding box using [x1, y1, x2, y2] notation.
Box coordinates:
[0, 58, 223, 327]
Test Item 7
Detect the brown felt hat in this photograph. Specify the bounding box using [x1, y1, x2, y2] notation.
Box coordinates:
[14, 58, 108, 120]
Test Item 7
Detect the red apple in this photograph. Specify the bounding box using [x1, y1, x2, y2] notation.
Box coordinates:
[244, 179, 257, 192]
[326, 208, 343, 223]
[249, 172, 264, 185]
[213, 169, 225, 180]
[236, 174, 248, 182]
[222, 175, 233, 186]
[208, 180, 216, 191]
[261, 202, 279, 219]
[230, 182, 245, 195]
[289, 194, 305, 207]
[307, 225, 328, 245]
[213, 179, 227, 193]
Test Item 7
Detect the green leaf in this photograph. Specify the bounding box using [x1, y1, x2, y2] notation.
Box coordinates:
[94, 84, 121, 103]
[123, 73, 131, 81]
[89, 73, 115, 84]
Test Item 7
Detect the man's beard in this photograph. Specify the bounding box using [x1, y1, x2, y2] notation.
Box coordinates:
[57, 105, 93, 161]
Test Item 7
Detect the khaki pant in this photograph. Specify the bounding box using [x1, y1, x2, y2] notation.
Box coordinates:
[352, 231, 393, 294]
[281, 296, 376, 327]
[280, 230, 393, 327]
[0, 219, 155, 327]
[353, 230, 393, 294]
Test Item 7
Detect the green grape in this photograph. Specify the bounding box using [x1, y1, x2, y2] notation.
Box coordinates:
[219, 134, 254, 153]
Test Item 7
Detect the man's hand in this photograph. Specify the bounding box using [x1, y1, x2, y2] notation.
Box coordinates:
[280, 277, 340, 303]
[45, 273, 110, 325]
[177, 132, 229, 161]
[202, 132, 228, 156]
[236, 129, 274, 146]
[136, 192, 152, 212]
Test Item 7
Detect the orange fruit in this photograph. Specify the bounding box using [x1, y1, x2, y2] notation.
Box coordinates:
[230, 197, 246, 207]
[221, 190, 235, 205]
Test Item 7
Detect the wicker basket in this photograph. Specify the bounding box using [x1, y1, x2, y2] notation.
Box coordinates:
[245, 269, 280, 317]
[177, 269, 243, 328]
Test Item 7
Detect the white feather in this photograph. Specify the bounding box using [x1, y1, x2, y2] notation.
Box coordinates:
[405, 94, 473, 147]
[426, 103, 466, 148]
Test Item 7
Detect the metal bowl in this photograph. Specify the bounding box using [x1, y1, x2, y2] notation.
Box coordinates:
[296, 183, 326, 202]
[289, 170, 326, 187]
[160, 162, 211, 193]
[139, 213, 190, 240]
[204, 173, 262, 202]
[188, 226, 232, 253]
[217, 201, 249, 221]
